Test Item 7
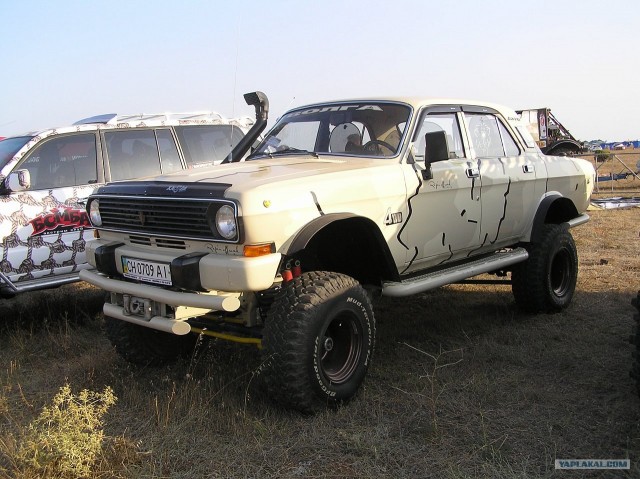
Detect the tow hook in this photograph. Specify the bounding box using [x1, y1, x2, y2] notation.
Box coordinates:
[123, 294, 152, 320]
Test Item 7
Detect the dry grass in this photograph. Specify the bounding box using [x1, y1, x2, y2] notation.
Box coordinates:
[0, 209, 639, 478]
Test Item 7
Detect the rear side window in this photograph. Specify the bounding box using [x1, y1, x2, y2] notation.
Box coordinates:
[175, 125, 245, 167]
[17, 133, 97, 189]
[515, 125, 536, 148]
[105, 130, 162, 181]
[465, 113, 506, 157]
[498, 122, 521, 156]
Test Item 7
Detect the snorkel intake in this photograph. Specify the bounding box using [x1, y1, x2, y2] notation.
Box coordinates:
[222, 91, 269, 163]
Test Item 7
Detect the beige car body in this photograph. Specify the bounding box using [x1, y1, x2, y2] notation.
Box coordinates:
[81, 97, 595, 333]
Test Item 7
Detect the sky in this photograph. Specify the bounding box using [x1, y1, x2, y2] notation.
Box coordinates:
[1, 0, 638, 142]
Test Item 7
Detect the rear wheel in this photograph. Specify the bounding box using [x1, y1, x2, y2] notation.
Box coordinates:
[261, 271, 375, 413]
[105, 316, 198, 366]
[512, 224, 578, 313]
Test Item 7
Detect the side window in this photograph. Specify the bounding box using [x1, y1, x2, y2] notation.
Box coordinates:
[18, 134, 97, 190]
[156, 129, 182, 174]
[515, 125, 536, 149]
[175, 125, 245, 167]
[413, 112, 465, 160]
[104, 130, 162, 181]
[498, 122, 521, 156]
[465, 113, 504, 158]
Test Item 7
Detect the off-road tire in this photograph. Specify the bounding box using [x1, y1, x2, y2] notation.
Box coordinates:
[512, 224, 578, 313]
[261, 271, 375, 413]
[104, 316, 198, 366]
[630, 292, 640, 397]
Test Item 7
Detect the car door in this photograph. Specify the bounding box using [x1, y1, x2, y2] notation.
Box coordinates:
[463, 110, 544, 248]
[400, 107, 481, 271]
[4, 133, 100, 284]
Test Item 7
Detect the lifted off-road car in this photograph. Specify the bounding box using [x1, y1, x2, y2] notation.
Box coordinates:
[81, 91, 595, 412]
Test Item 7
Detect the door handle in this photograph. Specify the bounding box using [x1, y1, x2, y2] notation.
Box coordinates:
[466, 167, 480, 178]
[523, 163, 535, 173]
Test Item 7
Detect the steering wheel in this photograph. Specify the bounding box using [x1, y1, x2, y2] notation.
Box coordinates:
[363, 140, 395, 155]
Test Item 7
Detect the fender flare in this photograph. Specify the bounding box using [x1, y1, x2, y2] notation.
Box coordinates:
[285, 213, 399, 282]
[530, 194, 579, 243]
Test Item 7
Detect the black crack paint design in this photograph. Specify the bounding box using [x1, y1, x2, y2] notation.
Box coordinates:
[489, 177, 511, 245]
[396, 162, 423, 251]
[310, 191, 325, 216]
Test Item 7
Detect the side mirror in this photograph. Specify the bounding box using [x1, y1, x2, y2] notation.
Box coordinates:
[424, 131, 449, 164]
[421, 131, 449, 180]
[5, 169, 31, 192]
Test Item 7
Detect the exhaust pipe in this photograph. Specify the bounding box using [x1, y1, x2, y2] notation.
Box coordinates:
[222, 91, 269, 164]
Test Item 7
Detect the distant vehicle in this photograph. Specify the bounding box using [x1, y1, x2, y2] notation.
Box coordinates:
[517, 108, 584, 156]
[0, 112, 254, 297]
[613, 143, 626, 150]
[587, 143, 603, 151]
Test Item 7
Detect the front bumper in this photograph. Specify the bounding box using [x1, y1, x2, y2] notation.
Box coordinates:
[79, 269, 242, 312]
[86, 240, 282, 292]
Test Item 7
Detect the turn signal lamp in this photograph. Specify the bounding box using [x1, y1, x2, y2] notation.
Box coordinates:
[244, 243, 275, 257]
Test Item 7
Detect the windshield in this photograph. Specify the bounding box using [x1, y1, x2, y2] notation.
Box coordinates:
[250, 102, 412, 159]
[0, 136, 32, 170]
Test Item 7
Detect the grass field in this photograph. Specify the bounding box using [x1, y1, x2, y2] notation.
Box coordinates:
[0, 208, 639, 478]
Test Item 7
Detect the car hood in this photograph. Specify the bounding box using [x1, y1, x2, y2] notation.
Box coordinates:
[157, 155, 385, 190]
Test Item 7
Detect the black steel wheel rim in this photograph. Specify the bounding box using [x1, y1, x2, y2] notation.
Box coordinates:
[320, 311, 362, 384]
[550, 247, 572, 297]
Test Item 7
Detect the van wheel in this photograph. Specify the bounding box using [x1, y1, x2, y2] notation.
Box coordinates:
[512, 224, 578, 313]
[104, 316, 197, 366]
[261, 271, 375, 413]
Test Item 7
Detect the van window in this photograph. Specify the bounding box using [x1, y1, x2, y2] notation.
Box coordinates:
[17, 134, 97, 189]
[1, 136, 32, 170]
[105, 130, 162, 181]
[156, 129, 182, 174]
[175, 125, 245, 167]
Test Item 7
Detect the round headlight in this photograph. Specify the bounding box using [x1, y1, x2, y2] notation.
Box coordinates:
[89, 199, 102, 226]
[215, 205, 237, 240]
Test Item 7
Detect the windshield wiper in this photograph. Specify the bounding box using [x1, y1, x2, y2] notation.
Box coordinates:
[269, 147, 319, 158]
[247, 147, 319, 161]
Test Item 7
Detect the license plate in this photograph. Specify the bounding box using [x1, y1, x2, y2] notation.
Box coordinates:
[121, 257, 172, 285]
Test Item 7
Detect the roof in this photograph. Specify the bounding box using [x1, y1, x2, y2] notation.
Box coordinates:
[11, 112, 255, 137]
[287, 96, 522, 122]
[73, 111, 225, 125]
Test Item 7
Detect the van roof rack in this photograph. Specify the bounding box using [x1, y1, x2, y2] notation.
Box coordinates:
[73, 111, 224, 126]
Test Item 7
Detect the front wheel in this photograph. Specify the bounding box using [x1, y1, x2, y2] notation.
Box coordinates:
[261, 271, 375, 413]
[512, 224, 578, 313]
[105, 316, 198, 366]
